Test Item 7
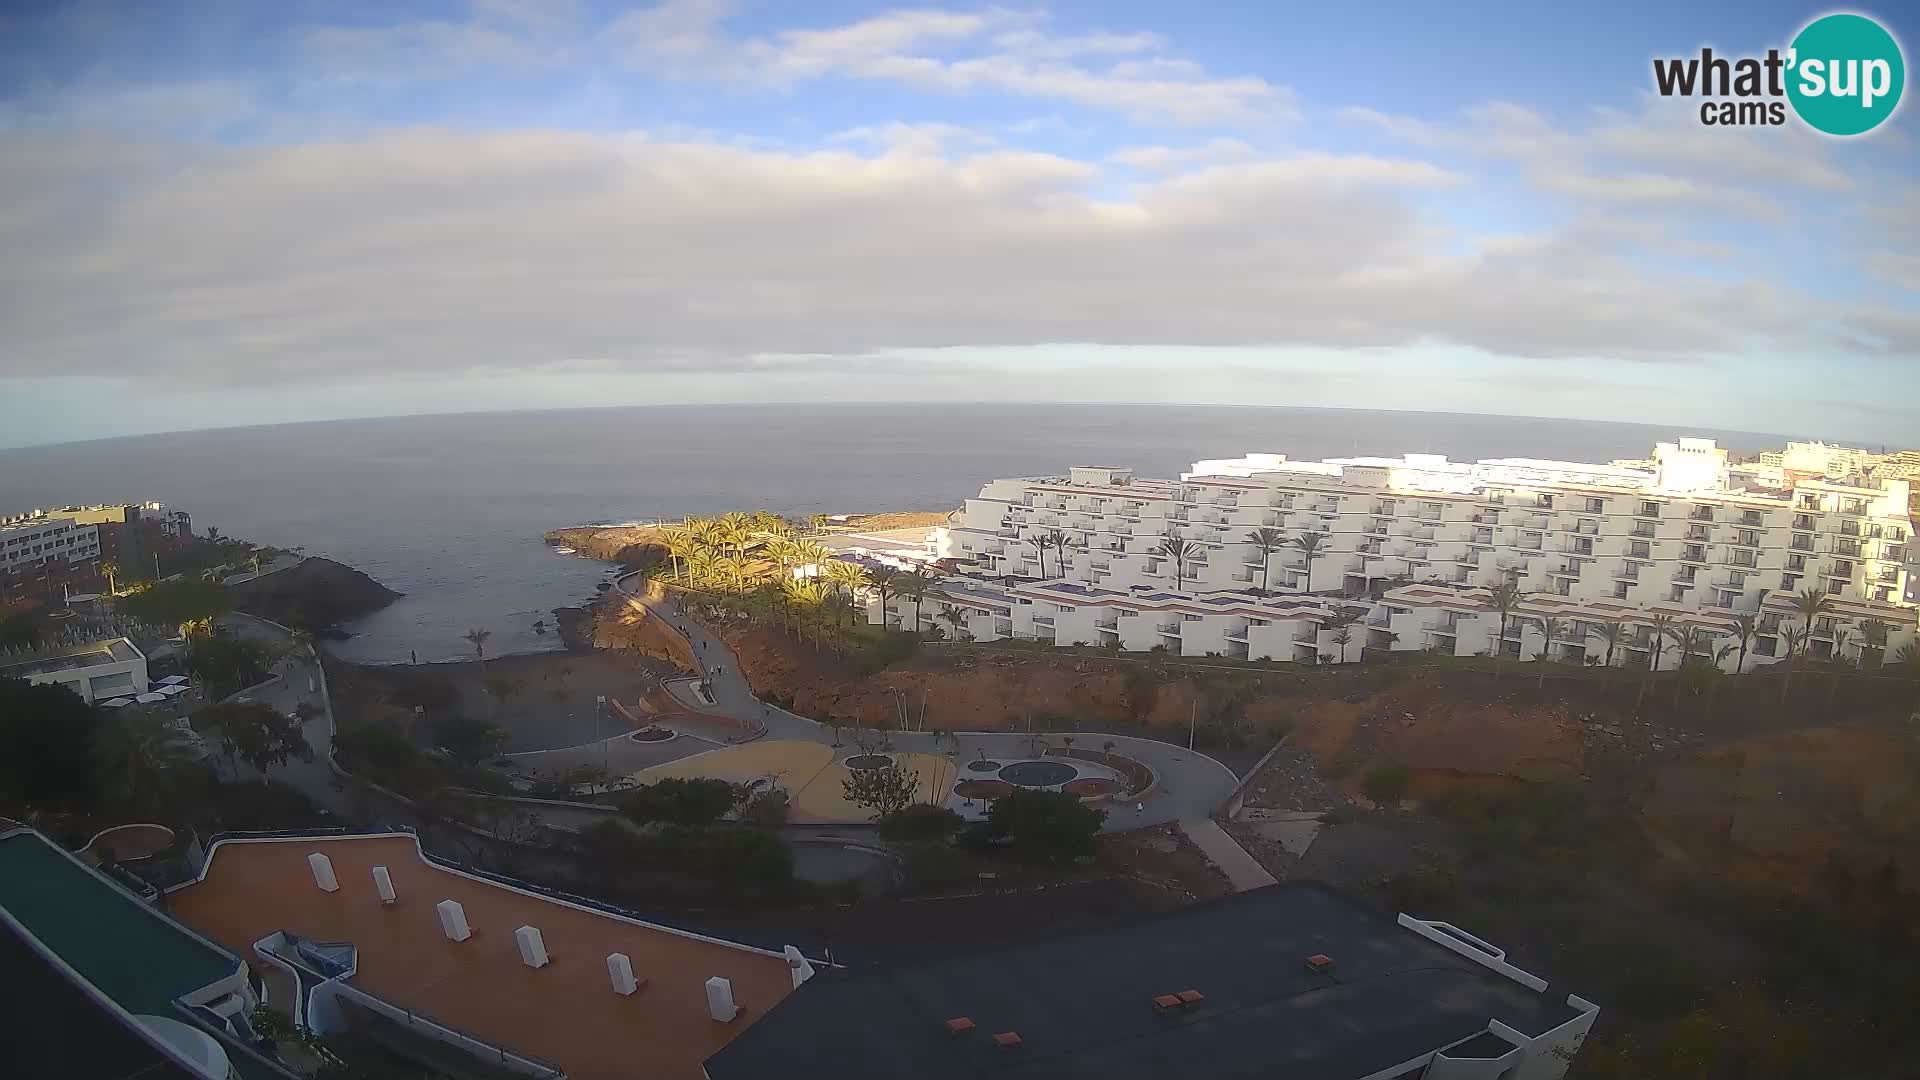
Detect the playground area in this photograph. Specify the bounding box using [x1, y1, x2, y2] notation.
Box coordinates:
[629, 740, 958, 823]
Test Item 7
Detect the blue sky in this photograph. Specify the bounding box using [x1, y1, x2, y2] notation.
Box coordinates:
[0, 0, 1914, 448]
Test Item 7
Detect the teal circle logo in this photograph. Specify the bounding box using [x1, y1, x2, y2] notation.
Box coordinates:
[1786, 13, 1905, 136]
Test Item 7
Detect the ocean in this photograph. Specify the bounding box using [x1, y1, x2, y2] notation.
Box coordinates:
[0, 403, 1792, 662]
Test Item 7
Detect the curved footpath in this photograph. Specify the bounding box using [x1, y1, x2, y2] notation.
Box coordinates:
[613, 575, 1269, 883]
[220, 587, 1272, 890]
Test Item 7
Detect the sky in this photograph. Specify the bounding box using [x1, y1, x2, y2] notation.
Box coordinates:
[0, 0, 1915, 449]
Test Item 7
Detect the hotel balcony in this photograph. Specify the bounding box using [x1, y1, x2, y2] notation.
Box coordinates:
[1032, 615, 1054, 626]
[1684, 525, 1710, 542]
[1157, 623, 1181, 637]
[1792, 515, 1816, 531]
[1790, 536, 1815, 552]
[1690, 507, 1715, 521]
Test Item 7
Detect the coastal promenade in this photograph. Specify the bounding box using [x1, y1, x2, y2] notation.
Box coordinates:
[612, 573, 1248, 837]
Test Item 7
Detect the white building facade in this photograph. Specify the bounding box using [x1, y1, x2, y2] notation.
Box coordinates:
[0, 514, 101, 574]
[910, 440, 1917, 672]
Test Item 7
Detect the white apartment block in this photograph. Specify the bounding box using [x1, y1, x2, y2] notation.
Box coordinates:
[908, 439, 1918, 672]
[0, 514, 101, 573]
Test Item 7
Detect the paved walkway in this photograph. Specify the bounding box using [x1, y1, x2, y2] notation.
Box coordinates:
[1178, 818, 1279, 892]
[615, 575, 1244, 833]
[212, 613, 343, 810]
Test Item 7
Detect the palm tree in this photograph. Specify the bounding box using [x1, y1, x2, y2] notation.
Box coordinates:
[206, 526, 222, 542]
[92, 713, 200, 817]
[1487, 578, 1523, 679]
[1329, 625, 1354, 664]
[1663, 623, 1707, 710]
[99, 559, 121, 596]
[1779, 623, 1808, 705]
[1787, 587, 1833, 701]
[664, 527, 698, 582]
[1155, 537, 1201, 591]
[899, 571, 932, 635]
[687, 546, 723, 588]
[1044, 529, 1074, 580]
[1290, 532, 1326, 592]
[464, 627, 492, 672]
[1024, 536, 1048, 578]
[1534, 616, 1568, 688]
[1857, 618, 1891, 669]
[824, 561, 869, 627]
[938, 604, 970, 642]
[1586, 619, 1627, 687]
[791, 540, 834, 578]
[1244, 527, 1286, 594]
[1826, 626, 1854, 710]
[868, 566, 902, 629]
[1635, 612, 1676, 714]
[1891, 643, 1920, 712]
[1729, 612, 1759, 675]
[764, 536, 801, 579]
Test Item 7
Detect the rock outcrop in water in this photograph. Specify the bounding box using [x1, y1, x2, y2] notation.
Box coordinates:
[229, 557, 401, 632]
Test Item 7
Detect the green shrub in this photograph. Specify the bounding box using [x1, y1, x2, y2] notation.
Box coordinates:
[620, 777, 743, 826]
[987, 789, 1105, 863]
[879, 803, 963, 843]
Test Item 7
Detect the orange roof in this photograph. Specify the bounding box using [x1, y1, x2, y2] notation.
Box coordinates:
[168, 834, 793, 1080]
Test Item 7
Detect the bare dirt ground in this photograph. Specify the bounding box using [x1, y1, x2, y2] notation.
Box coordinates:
[328, 650, 680, 752]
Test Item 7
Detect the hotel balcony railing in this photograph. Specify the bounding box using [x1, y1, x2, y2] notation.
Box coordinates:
[1615, 565, 1640, 581]
[1827, 563, 1854, 578]
[1672, 570, 1697, 583]
[1631, 524, 1657, 538]
[1680, 547, 1707, 563]
[1690, 508, 1715, 521]
[1634, 506, 1662, 519]
[1157, 623, 1182, 636]
[1712, 574, 1747, 589]
[1793, 515, 1815, 530]
[1740, 512, 1764, 526]
[1685, 526, 1709, 542]
[1031, 615, 1053, 626]
[1789, 537, 1815, 552]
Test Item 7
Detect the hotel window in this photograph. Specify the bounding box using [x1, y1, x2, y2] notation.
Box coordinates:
[1629, 541, 1651, 559]
[1584, 497, 1605, 513]
[1781, 574, 1800, 591]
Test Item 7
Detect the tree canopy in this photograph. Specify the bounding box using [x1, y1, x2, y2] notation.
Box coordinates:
[986, 788, 1105, 862]
[0, 677, 103, 813]
[841, 763, 920, 820]
[430, 714, 509, 767]
[193, 702, 312, 777]
[619, 777, 743, 826]
[117, 577, 230, 628]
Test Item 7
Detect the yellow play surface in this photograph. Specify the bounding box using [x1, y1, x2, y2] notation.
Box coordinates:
[629, 740, 957, 821]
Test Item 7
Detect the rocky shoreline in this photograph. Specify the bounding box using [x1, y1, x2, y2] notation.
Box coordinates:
[229, 556, 401, 634]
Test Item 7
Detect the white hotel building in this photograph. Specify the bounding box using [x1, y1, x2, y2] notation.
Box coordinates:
[904, 439, 1917, 672]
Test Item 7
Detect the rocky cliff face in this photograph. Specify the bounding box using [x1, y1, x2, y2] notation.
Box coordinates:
[543, 526, 669, 569]
[228, 557, 400, 631]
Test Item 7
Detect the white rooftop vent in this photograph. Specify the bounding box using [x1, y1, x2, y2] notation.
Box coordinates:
[608, 952, 639, 996]
[783, 945, 816, 988]
[307, 853, 338, 893]
[514, 925, 549, 968]
[436, 899, 471, 942]
[372, 865, 396, 905]
[706, 976, 740, 1022]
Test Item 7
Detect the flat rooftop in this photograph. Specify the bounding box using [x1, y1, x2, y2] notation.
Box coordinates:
[0, 636, 141, 678]
[0, 829, 287, 1080]
[0, 829, 240, 1018]
[168, 833, 797, 1080]
[706, 883, 1582, 1080]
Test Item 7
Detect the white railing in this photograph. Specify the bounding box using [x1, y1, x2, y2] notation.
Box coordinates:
[314, 979, 566, 1078]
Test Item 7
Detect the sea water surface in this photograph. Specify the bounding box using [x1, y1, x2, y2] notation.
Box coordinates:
[0, 404, 1793, 662]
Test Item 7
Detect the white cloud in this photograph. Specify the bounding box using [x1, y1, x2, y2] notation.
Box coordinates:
[1, 127, 1899, 392]
[605, 1, 1293, 125]
[1109, 138, 1255, 172]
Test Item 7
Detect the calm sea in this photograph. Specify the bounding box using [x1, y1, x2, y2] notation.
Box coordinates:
[0, 404, 1792, 662]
